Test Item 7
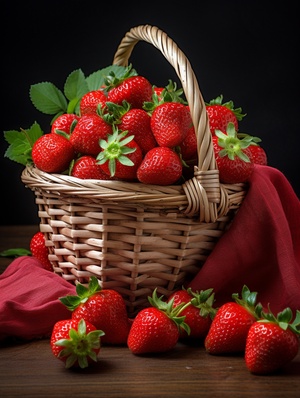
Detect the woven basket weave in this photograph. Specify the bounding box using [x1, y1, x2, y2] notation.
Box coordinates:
[21, 25, 247, 316]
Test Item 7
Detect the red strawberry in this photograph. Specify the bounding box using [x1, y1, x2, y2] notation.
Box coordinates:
[117, 106, 158, 155]
[107, 75, 153, 109]
[204, 285, 262, 354]
[212, 123, 254, 183]
[50, 318, 104, 369]
[30, 231, 53, 272]
[245, 307, 300, 374]
[32, 132, 75, 173]
[51, 113, 79, 135]
[127, 288, 190, 354]
[237, 133, 268, 166]
[206, 94, 246, 135]
[79, 90, 107, 116]
[248, 144, 268, 165]
[70, 114, 113, 156]
[59, 276, 131, 345]
[168, 287, 217, 340]
[179, 124, 197, 162]
[137, 146, 182, 185]
[97, 127, 143, 180]
[70, 155, 117, 180]
[150, 102, 191, 147]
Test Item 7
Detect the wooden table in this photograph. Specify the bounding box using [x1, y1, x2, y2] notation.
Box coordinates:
[0, 225, 299, 398]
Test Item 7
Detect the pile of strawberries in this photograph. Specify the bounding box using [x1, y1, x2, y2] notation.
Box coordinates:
[50, 275, 300, 375]
[4, 65, 267, 185]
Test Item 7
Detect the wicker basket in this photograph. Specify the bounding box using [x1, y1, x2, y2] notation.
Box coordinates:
[21, 25, 247, 316]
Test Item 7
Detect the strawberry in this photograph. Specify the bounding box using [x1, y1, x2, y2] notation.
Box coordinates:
[107, 101, 157, 155]
[150, 102, 191, 147]
[79, 90, 107, 116]
[70, 114, 113, 156]
[127, 288, 190, 354]
[206, 94, 246, 135]
[178, 124, 197, 162]
[30, 231, 53, 272]
[237, 132, 268, 166]
[32, 132, 75, 173]
[245, 307, 300, 374]
[70, 155, 116, 180]
[204, 285, 262, 354]
[50, 318, 104, 369]
[212, 122, 254, 183]
[137, 146, 182, 185]
[97, 127, 143, 180]
[59, 276, 131, 345]
[248, 144, 268, 165]
[105, 68, 153, 109]
[168, 287, 217, 340]
[51, 113, 79, 135]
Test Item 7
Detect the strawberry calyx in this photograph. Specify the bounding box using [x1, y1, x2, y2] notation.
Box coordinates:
[104, 100, 131, 124]
[102, 64, 138, 93]
[186, 287, 217, 320]
[148, 288, 191, 335]
[143, 80, 187, 113]
[59, 276, 102, 310]
[97, 126, 136, 177]
[55, 318, 105, 369]
[205, 94, 246, 121]
[215, 122, 252, 162]
[232, 285, 263, 319]
[258, 306, 300, 335]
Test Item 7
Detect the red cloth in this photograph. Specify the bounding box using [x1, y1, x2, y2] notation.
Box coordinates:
[0, 256, 76, 341]
[188, 165, 300, 314]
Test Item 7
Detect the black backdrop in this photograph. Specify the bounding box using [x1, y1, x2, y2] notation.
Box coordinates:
[1, 0, 299, 225]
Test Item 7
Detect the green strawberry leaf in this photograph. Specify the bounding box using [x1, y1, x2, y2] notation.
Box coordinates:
[29, 82, 68, 115]
[0, 248, 31, 257]
[86, 65, 137, 91]
[64, 69, 88, 101]
[4, 122, 43, 165]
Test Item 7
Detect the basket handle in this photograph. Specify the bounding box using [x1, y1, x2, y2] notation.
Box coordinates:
[113, 25, 220, 222]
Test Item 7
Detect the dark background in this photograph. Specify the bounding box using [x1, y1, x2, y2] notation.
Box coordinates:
[1, 0, 299, 225]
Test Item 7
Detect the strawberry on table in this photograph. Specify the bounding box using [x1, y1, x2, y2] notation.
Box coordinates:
[168, 287, 217, 340]
[137, 146, 182, 185]
[204, 285, 262, 355]
[127, 288, 191, 355]
[212, 122, 254, 183]
[59, 276, 131, 345]
[206, 94, 246, 135]
[50, 318, 104, 369]
[245, 307, 300, 374]
[30, 231, 53, 272]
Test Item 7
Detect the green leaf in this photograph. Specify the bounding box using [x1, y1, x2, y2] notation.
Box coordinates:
[0, 248, 31, 257]
[64, 69, 89, 102]
[4, 122, 43, 165]
[86, 65, 137, 91]
[29, 82, 68, 115]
